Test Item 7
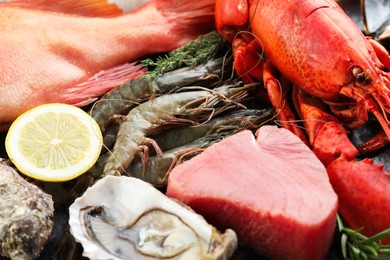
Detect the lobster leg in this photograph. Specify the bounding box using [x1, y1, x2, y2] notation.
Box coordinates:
[231, 34, 265, 83]
[332, 85, 390, 154]
[357, 130, 389, 153]
[367, 37, 390, 70]
[215, 0, 264, 83]
[349, 38, 390, 153]
[293, 88, 358, 166]
[263, 61, 308, 144]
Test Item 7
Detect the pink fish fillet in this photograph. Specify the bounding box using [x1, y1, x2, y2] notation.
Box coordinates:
[0, 0, 215, 130]
[166, 126, 338, 260]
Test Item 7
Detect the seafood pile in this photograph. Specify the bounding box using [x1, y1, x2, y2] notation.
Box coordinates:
[44, 26, 273, 259]
[214, 0, 390, 258]
[66, 54, 274, 200]
[0, 0, 390, 259]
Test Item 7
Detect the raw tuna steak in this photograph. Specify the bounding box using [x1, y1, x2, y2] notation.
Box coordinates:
[166, 126, 338, 260]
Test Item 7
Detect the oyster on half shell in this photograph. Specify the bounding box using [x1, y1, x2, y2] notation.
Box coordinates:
[69, 176, 237, 260]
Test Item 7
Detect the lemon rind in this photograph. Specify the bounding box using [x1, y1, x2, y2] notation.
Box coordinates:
[5, 103, 103, 182]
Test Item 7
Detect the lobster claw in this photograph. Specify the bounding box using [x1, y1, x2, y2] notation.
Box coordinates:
[215, 0, 249, 42]
[293, 87, 358, 165]
[215, 0, 264, 83]
[327, 157, 390, 244]
[295, 88, 390, 244]
[312, 121, 358, 166]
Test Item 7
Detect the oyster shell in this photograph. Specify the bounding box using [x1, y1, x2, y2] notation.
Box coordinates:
[69, 175, 237, 260]
[0, 160, 54, 260]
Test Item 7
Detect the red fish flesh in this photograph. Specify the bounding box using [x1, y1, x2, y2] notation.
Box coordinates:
[167, 126, 338, 260]
[0, 0, 215, 130]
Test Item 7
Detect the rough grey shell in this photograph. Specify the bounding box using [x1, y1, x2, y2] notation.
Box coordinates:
[69, 175, 237, 260]
[0, 160, 54, 260]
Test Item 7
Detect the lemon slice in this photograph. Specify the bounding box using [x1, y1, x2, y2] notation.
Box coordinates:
[5, 103, 103, 182]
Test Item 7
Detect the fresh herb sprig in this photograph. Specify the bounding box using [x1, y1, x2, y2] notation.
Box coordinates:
[337, 215, 390, 259]
[141, 30, 227, 79]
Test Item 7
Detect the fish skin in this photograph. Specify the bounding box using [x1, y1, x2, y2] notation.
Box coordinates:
[0, 0, 216, 130]
[5, 0, 150, 16]
[109, 0, 151, 14]
[4, 0, 125, 16]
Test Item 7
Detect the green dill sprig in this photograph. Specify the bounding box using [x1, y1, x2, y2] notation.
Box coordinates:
[337, 215, 390, 260]
[141, 30, 227, 79]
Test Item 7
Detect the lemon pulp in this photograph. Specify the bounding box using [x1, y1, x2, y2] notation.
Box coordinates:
[5, 103, 103, 182]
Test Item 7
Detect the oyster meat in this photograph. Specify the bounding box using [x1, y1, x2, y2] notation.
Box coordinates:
[69, 175, 237, 260]
[0, 160, 54, 260]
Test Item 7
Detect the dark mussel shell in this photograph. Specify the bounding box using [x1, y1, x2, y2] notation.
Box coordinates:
[338, 0, 390, 47]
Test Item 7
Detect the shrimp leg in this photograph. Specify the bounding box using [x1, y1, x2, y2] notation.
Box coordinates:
[129, 108, 275, 187]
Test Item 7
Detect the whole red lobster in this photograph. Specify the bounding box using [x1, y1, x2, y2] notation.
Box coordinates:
[215, 0, 390, 251]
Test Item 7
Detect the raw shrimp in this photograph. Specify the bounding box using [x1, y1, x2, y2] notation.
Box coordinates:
[67, 108, 273, 198]
[129, 108, 275, 187]
[90, 58, 228, 133]
[152, 108, 275, 151]
[101, 116, 123, 153]
[103, 83, 258, 176]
